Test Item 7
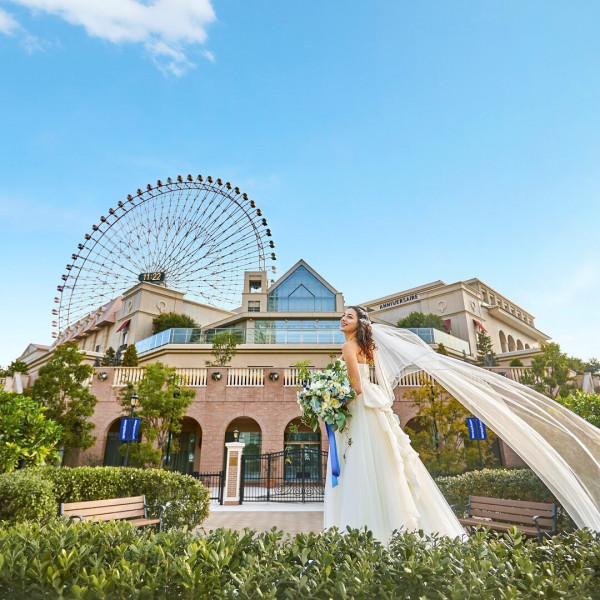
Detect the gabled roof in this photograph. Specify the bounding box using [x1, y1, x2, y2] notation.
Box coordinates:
[267, 259, 339, 296]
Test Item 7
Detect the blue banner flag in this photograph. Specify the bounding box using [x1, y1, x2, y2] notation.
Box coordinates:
[466, 417, 487, 440]
[119, 417, 141, 442]
[130, 418, 141, 441]
[119, 418, 130, 442]
[476, 419, 487, 441]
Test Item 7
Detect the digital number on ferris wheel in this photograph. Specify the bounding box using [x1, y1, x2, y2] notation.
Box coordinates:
[138, 272, 166, 282]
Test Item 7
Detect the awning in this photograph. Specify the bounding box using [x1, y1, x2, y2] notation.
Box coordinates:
[473, 319, 487, 332]
[116, 319, 131, 332]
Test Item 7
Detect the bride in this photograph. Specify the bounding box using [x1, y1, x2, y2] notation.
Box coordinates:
[324, 306, 600, 544]
[324, 306, 465, 543]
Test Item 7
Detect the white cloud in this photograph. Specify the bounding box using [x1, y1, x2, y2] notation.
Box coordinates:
[0, 7, 20, 34]
[3, 0, 217, 74]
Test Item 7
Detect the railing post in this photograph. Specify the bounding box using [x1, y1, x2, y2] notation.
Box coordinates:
[266, 453, 271, 502]
[223, 441, 245, 505]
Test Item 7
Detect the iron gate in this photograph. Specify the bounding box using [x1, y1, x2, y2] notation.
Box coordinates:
[193, 471, 224, 505]
[240, 447, 328, 502]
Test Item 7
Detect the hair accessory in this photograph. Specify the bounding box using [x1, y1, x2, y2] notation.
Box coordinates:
[360, 317, 371, 325]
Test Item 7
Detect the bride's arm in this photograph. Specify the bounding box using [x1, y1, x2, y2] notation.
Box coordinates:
[342, 342, 362, 396]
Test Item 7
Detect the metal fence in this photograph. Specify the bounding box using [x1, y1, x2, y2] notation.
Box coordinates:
[192, 471, 224, 505]
[240, 447, 328, 503]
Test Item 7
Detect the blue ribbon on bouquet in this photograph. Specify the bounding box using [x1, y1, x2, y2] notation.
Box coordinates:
[326, 423, 340, 487]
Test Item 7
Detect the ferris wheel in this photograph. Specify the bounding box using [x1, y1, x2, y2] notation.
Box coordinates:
[52, 174, 276, 335]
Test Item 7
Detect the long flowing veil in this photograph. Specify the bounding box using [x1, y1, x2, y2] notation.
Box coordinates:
[371, 323, 600, 531]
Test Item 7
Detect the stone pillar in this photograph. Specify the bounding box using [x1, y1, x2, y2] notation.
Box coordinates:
[223, 441, 245, 505]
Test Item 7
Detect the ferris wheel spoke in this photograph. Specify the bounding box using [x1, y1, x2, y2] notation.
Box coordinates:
[55, 177, 275, 330]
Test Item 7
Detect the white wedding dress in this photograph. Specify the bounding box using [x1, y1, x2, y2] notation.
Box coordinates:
[324, 360, 465, 545]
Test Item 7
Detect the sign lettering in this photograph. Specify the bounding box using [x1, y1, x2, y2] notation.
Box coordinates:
[378, 293, 419, 310]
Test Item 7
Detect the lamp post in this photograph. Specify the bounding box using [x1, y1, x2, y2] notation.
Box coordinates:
[233, 429, 240, 442]
[124, 392, 138, 467]
[165, 387, 181, 469]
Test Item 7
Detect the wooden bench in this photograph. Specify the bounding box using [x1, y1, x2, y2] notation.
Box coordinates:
[454, 495, 557, 541]
[60, 495, 164, 532]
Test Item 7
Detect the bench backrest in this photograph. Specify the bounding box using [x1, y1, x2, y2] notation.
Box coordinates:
[60, 495, 146, 522]
[468, 495, 556, 531]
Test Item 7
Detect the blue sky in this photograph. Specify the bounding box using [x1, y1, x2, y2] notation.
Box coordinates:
[1, 1, 599, 366]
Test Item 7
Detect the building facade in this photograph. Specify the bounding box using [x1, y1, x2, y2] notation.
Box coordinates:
[16, 260, 552, 474]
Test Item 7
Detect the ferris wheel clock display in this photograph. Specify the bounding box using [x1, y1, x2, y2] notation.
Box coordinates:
[52, 175, 276, 336]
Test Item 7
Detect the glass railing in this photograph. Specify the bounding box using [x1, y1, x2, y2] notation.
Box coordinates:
[135, 327, 346, 354]
[405, 328, 471, 354]
[135, 326, 470, 356]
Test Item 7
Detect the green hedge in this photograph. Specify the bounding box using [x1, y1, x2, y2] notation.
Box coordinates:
[0, 467, 209, 530]
[435, 468, 554, 507]
[436, 467, 577, 530]
[0, 470, 55, 524]
[0, 520, 598, 599]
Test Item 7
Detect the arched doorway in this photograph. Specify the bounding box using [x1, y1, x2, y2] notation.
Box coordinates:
[103, 419, 125, 466]
[284, 418, 321, 451]
[224, 417, 262, 479]
[284, 418, 322, 481]
[166, 417, 202, 475]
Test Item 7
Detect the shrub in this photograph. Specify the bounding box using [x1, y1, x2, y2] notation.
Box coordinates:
[435, 467, 554, 508]
[152, 312, 199, 334]
[0, 467, 209, 529]
[0, 521, 598, 599]
[0, 470, 56, 523]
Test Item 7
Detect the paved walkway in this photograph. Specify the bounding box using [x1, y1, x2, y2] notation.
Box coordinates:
[199, 503, 324, 535]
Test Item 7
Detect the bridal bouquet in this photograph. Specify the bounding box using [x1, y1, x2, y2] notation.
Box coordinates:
[296, 360, 356, 433]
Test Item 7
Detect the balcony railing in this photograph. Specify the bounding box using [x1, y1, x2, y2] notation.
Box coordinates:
[135, 326, 470, 356]
[227, 368, 265, 387]
[405, 328, 471, 355]
[112, 367, 207, 387]
[135, 327, 346, 355]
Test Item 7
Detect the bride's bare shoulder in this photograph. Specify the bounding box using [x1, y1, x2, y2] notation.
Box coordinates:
[341, 340, 360, 358]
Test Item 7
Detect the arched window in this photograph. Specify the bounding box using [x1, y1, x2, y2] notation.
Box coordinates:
[516, 340, 524, 350]
[499, 330, 508, 353]
[507, 335, 516, 352]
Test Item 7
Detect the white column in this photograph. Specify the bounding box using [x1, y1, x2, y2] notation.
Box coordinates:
[223, 441, 246, 505]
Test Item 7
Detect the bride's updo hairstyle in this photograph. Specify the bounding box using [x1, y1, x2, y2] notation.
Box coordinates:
[348, 305, 375, 365]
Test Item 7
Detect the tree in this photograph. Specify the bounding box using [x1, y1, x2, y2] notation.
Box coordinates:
[205, 331, 241, 367]
[476, 331, 497, 366]
[152, 312, 199, 334]
[396, 312, 447, 332]
[509, 358, 524, 367]
[585, 358, 600, 375]
[519, 342, 574, 398]
[555, 391, 600, 428]
[404, 377, 498, 476]
[121, 344, 139, 367]
[0, 392, 62, 473]
[29, 343, 97, 464]
[1, 360, 29, 376]
[436, 343, 449, 356]
[119, 363, 195, 468]
[101, 347, 116, 367]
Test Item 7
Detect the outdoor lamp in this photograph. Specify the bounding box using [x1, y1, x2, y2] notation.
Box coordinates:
[130, 393, 139, 408]
[211, 372, 222, 381]
[233, 429, 239, 442]
[97, 372, 108, 380]
[269, 372, 279, 381]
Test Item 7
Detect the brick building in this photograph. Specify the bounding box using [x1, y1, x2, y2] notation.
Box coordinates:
[15, 260, 550, 473]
